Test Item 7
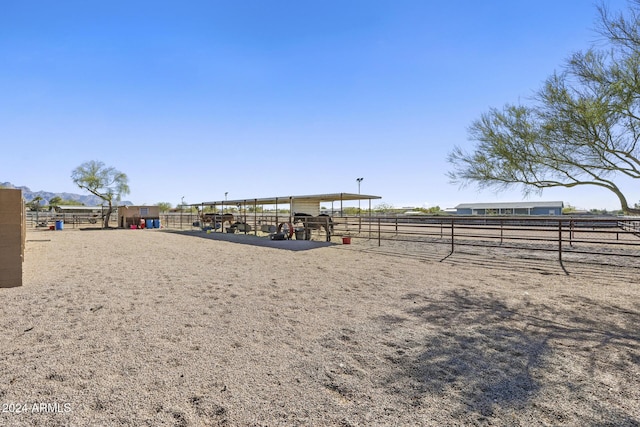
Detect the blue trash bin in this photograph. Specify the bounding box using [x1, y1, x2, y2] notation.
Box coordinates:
[55, 220, 64, 231]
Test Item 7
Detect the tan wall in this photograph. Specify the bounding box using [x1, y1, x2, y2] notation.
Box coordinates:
[117, 205, 161, 228]
[0, 188, 25, 287]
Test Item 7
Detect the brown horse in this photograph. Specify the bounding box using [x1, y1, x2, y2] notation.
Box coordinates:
[201, 213, 234, 228]
[293, 213, 333, 242]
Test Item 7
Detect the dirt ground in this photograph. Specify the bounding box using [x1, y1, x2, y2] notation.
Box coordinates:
[0, 228, 638, 426]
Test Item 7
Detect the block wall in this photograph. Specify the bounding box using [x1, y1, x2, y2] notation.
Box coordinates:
[0, 188, 25, 288]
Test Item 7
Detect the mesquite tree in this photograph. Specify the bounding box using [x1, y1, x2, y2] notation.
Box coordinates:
[448, 2, 640, 214]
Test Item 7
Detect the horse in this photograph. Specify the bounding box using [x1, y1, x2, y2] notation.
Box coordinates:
[200, 213, 234, 228]
[293, 213, 333, 242]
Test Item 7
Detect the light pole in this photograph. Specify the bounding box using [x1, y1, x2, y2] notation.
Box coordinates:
[356, 177, 364, 232]
[356, 177, 364, 213]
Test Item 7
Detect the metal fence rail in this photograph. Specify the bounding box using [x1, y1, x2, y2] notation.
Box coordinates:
[27, 210, 640, 264]
[26, 212, 117, 229]
[332, 215, 640, 264]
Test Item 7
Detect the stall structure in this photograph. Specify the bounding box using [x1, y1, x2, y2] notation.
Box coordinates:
[53, 205, 105, 227]
[118, 205, 161, 229]
[193, 192, 381, 241]
[455, 201, 564, 216]
[0, 188, 26, 287]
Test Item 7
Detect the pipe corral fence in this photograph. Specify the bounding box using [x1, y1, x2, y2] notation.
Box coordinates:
[26, 209, 640, 266]
[161, 208, 640, 265]
[333, 214, 640, 265]
[26, 211, 115, 229]
[26, 211, 196, 229]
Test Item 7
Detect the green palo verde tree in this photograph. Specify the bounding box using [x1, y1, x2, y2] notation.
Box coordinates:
[156, 202, 172, 213]
[71, 160, 130, 228]
[448, 2, 640, 215]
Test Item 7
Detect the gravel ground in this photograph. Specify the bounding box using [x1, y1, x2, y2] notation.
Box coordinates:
[0, 228, 638, 426]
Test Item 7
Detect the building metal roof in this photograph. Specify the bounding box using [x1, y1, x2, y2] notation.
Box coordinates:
[196, 192, 381, 206]
[455, 201, 564, 209]
[54, 205, 105, 211]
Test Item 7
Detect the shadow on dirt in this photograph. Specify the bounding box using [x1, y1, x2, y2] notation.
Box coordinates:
[349, 242, 640, 283]
[380, 289, 640, 424]
[164, 229, 334, 252]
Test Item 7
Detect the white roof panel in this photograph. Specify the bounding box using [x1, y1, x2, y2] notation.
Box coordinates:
[198, 192, 381, 206]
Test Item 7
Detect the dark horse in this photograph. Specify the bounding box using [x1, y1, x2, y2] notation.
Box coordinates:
[293, 213, 333, 242]
[201, 213, 234, 228]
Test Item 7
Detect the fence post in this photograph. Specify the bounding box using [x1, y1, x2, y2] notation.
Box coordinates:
[558, 219, 563, 263]
[378, 217, 381, 246]
[451, 218, 455, 254]
[570, 219, 574, 247]
[500, 218, 503, 245]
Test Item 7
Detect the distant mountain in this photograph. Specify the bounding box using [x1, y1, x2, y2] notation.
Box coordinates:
[0, 182, 133, 206]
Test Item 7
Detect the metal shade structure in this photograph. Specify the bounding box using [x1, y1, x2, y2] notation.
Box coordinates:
[189, 192, 382, 239]
[195, 193, 381, 216]
[199, 192, 380, 208]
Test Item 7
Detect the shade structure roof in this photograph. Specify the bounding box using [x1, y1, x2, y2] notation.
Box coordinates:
[196, 193, 381, 207]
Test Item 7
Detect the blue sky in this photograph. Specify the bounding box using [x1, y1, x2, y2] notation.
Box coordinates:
[1, 0, 636, 210]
